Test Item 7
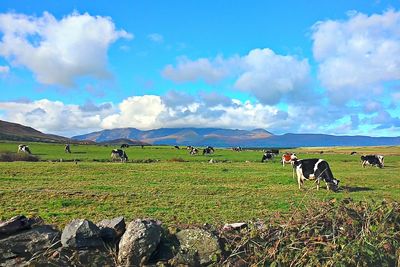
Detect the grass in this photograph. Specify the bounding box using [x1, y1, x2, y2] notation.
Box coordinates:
[0, 141, 399, 228]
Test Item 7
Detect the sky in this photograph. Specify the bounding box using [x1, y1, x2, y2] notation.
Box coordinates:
[0, 0, 399, 137]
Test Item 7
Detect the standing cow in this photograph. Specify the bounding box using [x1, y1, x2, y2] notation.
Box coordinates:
[65, 144, 71, 153]
[281, 152, 297, 166]
[189, 147, 199, 155]
[111, 149, 128, 162]
[361, 155, 384, 168]
[261, 152, 274, 162]
[18, 144, 31, 154]
[292, 158, 340, 191]
[203, 146, 214, 155]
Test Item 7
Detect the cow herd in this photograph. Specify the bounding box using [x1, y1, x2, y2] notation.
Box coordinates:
[15, 143, 387, 192]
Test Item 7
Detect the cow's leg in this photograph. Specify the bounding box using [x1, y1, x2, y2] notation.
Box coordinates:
[316, 179, 320, 190]
[296, 169, 303, 190]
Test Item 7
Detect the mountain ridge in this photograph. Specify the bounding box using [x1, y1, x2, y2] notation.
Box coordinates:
[0, 120, 92, 144]
[72, 127, 400, 147]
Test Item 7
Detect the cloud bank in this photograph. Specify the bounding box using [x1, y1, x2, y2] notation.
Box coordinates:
[0, 11, 132, 87]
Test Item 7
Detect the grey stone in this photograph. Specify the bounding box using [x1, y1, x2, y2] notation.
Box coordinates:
[0, 225, 61, 265]
[118, 219, 162, 267]
[175, 228, 221, 265]
[97, 216, 126, 242]
[61, 219, 103, 249]
[0, 215, 42, 237]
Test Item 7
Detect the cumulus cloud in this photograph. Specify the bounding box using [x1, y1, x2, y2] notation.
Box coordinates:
[234, 48, 311, 105]
[0, 99, 114, 136]
[1, 92, 397, 136]
[312, 10, 400, 103]
[101, 95, 166, 130]
[147, 33, 164, 43]
[162, 55, 233, 83]
[0, 11, 132, 87]
[162, 49, 311, 105]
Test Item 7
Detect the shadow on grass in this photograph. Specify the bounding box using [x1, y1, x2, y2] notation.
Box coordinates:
[340, 186, 374, 192]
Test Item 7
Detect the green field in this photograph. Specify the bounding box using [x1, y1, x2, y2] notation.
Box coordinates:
[0, 142, 399, 227]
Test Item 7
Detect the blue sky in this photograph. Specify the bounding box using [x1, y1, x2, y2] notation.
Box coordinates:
[0, 0, 399, 137]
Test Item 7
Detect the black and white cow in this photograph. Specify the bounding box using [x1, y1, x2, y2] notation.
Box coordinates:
[361, 155, 383, 168]
[120, 144, 130, 149]
[174, 145, 180, 149]
[232, 147, 242, 152]
[292, 158, 340, 191]
[189, 147, 199, 155]
[261, 152, 274, 162]
[18, 144, 31, 154]
[111, 149, 128, 162]
[203, 146, 214, 155]
[65, 144, 71, 153]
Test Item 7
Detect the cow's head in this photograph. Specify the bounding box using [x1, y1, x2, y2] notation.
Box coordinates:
[329, 179, 340, 191]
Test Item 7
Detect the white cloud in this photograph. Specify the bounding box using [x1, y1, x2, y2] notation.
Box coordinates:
[0, 99, 114, 136]
[162, 55, 233, 83]
[101, 95, 166, 130]
[234, 48, 310, 105]
[147, 33, 164, 43]
[0, 11, 132, 87]
[1, 93, 397, 137]
[312, 10, 400, 103]
[162, 49, 311, 105]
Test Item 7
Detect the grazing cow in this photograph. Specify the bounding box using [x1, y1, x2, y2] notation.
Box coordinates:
[141, 145, 144, 149]
[203, 146, 214, 155]
[120, 144, 130, 149]
[174, 145, 180, 149]
[187, 146, 193, 151]
[65, 144, 71, 153]
[232, 146, 242, 152]
[361, 155, 383, 168]
[111, 149, 128, 162]
[261, 152, 274, 162]
[281, 152, 297, 166]
[18, 144, 31, 154]
[292, 158, 340, 191]
[189, 147, 199, 155]
[319, 151, 324, 154]
[350, 151, 357, 155]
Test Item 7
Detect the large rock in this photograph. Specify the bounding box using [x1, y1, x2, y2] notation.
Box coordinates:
[0, 215, 41, 237]
[61, 219, 103, 249]
[0, 225, 61, 265]
[118, 219, 162, 266]
[97, 216, 126, 242]
[175, 228, 221, 265]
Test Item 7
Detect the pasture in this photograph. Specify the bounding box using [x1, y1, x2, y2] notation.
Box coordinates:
[0, 142, 399, 227]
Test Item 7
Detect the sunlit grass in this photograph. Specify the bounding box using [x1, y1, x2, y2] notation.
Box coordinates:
[0, 142, 399, 228]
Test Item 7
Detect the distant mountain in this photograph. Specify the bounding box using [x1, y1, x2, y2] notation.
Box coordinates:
[72, 127, 273, 147]
[0, 120, 91, 144]
[98, 138, 150, 146]
[72, 127, 400, 147]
